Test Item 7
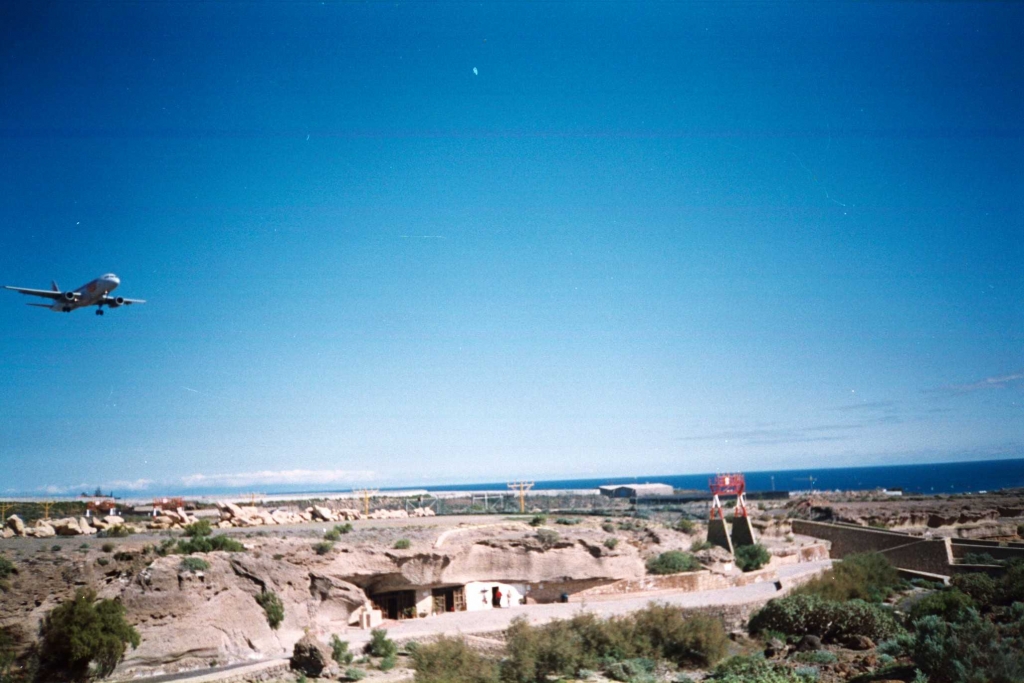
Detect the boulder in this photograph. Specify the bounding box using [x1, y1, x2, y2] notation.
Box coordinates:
[78, 517, 96, 534]
[217, 502, 246, 520]
[796, 635, 823, 652]
[844, 635, 875, 651]
[311, 506, 334, 522]
[6, 515, 25, 536]
[52, 518, 84, 536]
[29, 522, 56, 538]
[1, 528, 13, 539]
[290, 634, 336, 678]
[103, 515, 125, 527]
[764, 637, 786, 658]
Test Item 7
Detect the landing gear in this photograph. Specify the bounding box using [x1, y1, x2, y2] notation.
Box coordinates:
[95, 308, 104, 316]
[62, 306, 71, 313]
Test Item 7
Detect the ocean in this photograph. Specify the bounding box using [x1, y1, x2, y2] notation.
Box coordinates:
[418, 457, 1024, 496]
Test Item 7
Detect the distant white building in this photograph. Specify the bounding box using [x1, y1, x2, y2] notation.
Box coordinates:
[599, 483, 674, 498]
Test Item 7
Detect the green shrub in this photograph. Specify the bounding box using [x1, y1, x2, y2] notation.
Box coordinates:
[179, 557, 210, 573]
[101, 524, 131, 538]
[909, 589, 976, 623]
[646, 551, 700, 575]
[690, 540, 714, 552]
[793, 666, 819, 681]
[604, 537, 619, 550]
[950, 573, 998, 607]
[709, 655, 806, 683]
[748, 594, 903, 642]
[100, 543, 115, 553]
[602, 522, 616, 533]
[51, 544, 63, 552]
[335, 523, 354, 535]
[631, 606, 728, 667]
[1, 627, 16, 680]
[380, 654, 396, 671]
[176, 534, 245, 554]
[734, 544, 771, 572]
[555, 518, 581, 526]
[1017, 524, 1024, 538]
[183, 519, 212, 537]
[0, 557, 14, 579]
[112, 551, 133, 562]
[394, 539, 411, 550]
[331, 635, 354, 665]
[411, 635, 498, 683]
[961, 552, 1001, 566]
[314, 541, 334, 555]
[529, 515, 547, 527]
[96, 557, 110, 567]
[535, 529, 560, 548]
[911, 611, 1024, 683]
[366, 629, 397, 658]
[999, 561, 1024, 605]
[877, 632, 916, 658]
[500, 605, 727, 682]
[344, 667, 367, 681]
[791, 553, 900, 602]
[37, 588, 141, 680]
[255, 590, 284, 629]
[155, 539, 175, 557]
[324, 529, 341, 541]
[605, 658, 656, 681]
[676, 518, 696, 534]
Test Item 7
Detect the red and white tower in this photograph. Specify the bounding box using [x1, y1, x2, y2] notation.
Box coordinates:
[709, 473, 747, 519]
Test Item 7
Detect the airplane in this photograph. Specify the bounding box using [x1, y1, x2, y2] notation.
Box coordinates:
[4, 273, 145, 315]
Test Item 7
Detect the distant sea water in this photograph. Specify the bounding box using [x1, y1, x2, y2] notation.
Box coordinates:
[155, 457, 1024, 500]
[416, 458, 1024, 497]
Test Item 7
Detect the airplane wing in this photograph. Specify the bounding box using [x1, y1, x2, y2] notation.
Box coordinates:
[3, 285, 74, 300]
[99, 295, 146, 305]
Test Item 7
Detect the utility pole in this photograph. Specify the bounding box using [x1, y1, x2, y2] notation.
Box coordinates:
[0, 502, 15, 520]
[354, 489, 378, 516]
[41, 501, 54, 520]
[507, 481, 534, 514]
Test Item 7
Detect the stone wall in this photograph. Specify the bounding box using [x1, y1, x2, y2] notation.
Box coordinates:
[950, 539, 1024, 562]
[570, 569, 731, 598]
[792, 520, 953, 575]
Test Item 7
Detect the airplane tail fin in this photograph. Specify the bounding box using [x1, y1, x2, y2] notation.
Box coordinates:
[51, 280, 60, 292]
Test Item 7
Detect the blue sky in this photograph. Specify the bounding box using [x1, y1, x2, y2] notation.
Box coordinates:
[0, 1, 1021, 496]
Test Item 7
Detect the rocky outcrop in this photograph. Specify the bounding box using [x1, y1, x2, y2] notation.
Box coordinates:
[290, 635, 337, 678]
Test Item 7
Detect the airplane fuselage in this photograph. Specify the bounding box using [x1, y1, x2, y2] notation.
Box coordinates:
[4, 272, 144, 314]
[48, 274, 120, 311]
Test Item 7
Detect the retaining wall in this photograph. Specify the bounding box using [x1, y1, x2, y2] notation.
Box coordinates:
[949, 538, 1024, 562]
[792, 520, 954, 575]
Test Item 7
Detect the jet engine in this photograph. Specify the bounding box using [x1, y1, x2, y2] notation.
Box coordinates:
[109, 297, 125, 308]
[63, 292, 78, 302]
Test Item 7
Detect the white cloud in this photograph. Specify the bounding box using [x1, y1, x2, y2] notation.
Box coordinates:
[36, 479, 153, 495]
[941, 371, 1024, 393]
[179, 469, 375, 488]
[107, 479, 155, 491]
